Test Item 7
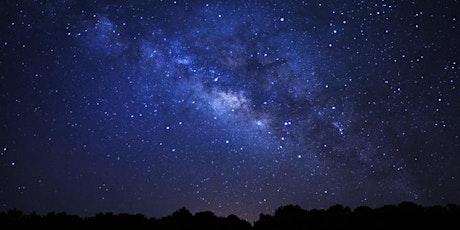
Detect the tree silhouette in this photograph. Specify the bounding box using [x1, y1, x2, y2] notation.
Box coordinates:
[1, 202, 459, 229]
[222, 214, 252, 230]
[194, 211, 219, 229]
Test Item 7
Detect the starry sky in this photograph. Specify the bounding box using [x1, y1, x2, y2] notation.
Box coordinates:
[1, 0, 459, 222]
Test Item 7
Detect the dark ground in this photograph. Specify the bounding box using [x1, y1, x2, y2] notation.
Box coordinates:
[1, 202, 459, 229]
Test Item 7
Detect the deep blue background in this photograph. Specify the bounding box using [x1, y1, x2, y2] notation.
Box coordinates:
[1, 0, 459, 221]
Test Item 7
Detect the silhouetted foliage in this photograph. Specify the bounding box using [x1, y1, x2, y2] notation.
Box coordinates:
[253, 202, 460, 230]
[1, 202, 459, 229]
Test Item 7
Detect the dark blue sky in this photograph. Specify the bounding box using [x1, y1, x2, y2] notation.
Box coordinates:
[1, 0, 459, 221]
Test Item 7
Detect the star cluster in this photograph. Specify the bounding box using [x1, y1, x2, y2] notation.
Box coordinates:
[0, 0, 459, 221]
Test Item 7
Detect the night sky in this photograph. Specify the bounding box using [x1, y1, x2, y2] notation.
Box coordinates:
[1, 0, 459, 222]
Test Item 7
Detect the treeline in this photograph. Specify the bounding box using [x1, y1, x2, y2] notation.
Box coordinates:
[254, 202, 460, 229]
[1, 202, 459, 229]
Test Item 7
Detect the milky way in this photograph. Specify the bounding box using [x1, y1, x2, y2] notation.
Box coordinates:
[1, 0, 459, 221]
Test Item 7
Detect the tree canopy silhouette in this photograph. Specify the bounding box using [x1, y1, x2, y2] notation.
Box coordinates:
[1, 202, 459, 229]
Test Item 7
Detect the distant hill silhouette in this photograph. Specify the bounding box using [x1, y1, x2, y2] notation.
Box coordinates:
[1, 202, 459, 229]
